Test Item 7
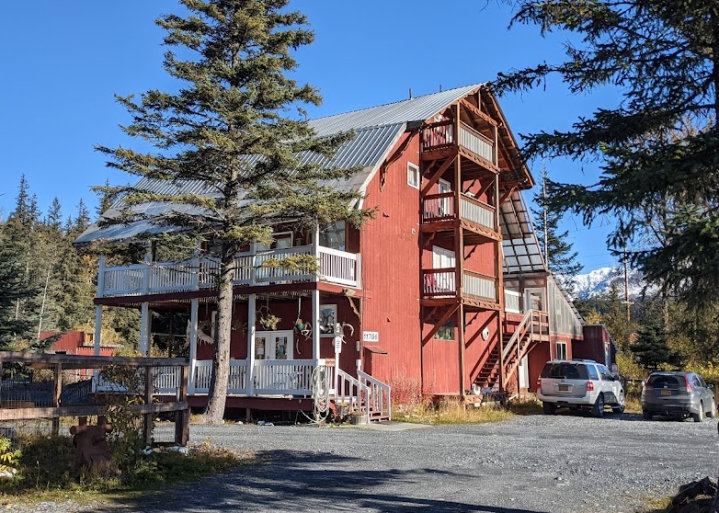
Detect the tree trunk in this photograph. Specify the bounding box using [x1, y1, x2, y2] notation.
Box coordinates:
[202, 250, 236, 424]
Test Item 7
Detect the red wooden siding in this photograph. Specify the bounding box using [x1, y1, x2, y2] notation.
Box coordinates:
[360, 132, 423, 391]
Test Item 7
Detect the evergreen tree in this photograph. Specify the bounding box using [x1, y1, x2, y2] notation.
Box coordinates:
[0, 224, 38, 346]
[494, 0, 719, 309]
[96, 0, 372, 423]
[631, 318, 683, 372]
[532, 168, 581, 291]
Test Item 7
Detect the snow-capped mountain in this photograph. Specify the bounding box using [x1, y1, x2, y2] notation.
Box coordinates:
[568, 266, 651, 300]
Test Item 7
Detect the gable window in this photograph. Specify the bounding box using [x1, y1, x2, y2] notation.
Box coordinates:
[320, 221, 346, 251]
[407, 162, 420, 189]
[555, 342, 567, 360]
[435, 320, 455, 340]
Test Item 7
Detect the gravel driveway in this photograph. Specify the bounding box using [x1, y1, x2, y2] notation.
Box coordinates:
[26, 412, 719, 513]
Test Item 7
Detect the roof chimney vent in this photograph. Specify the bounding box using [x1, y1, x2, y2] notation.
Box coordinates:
[409, 88, 413, 100]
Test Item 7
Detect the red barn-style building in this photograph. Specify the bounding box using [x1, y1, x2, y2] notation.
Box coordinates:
[76, 85, 586, 418]
[39, 331, 116, 357]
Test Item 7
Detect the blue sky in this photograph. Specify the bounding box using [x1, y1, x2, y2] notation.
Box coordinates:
[0, 1, 622, 272]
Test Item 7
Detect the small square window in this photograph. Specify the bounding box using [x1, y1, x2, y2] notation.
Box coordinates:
[407, 163, 420, 189]
[435, 320, 455, 340]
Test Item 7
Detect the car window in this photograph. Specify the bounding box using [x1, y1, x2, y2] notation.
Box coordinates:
[598, 365, 612, 381]
[692, 375, 702, 388]
[586, 365, 599, 380]
[647, 375, 682, 389]
[698, 376, 707, 388]
[540, 363, 588, 380]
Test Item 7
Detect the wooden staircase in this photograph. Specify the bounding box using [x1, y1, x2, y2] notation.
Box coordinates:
[472, 309, 549, 393]
[332, 369, 391, 422]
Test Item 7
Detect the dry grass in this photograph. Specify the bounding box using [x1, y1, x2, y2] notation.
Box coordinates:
[393, 397, 541, 425]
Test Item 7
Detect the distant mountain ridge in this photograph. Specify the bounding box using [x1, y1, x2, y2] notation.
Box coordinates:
[568, 266, 651, 300]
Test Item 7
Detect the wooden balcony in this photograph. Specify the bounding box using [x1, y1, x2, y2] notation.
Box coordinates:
[421, 121, 497, 174]
[100, 245, 360, 298]
[421, 268, 500, 310]
[421, 192, 500, 242]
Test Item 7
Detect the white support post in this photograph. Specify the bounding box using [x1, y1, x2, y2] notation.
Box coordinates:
[247, 294, 256, 397]
[139, 245, 152, 357]
[93, 306, 102, 357]
[312, 288, 320, 364]
[313, 223, 321, 281]
[140, 302, 150, 356]
[192, 246, 201, 290]
[94, 255, 106, 357]
[188, 299, 199, 395]
[249, 242, 257, 286]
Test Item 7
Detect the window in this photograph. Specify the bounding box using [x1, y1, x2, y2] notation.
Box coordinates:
[320, 221, 346, 251]
[586, 365, 599, 380]
[435, 320, 455, 340]
[555, 342, 567, 360]
[407, 162, 420, 189]
[598, 365, 613, 381]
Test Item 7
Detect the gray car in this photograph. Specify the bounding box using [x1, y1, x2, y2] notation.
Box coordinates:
[641, 371, 716, 422]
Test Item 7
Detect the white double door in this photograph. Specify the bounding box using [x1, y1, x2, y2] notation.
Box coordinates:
[255, 330, 293, 360]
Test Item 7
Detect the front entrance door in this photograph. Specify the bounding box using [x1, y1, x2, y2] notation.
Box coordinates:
[255, 330, 294, 360]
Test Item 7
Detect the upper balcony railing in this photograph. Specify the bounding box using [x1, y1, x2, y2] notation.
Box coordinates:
[422, 192, 496, 231]
[100, 244, 360, 298]
[422, 268, 497, 302]
[421, 120, 495, 165]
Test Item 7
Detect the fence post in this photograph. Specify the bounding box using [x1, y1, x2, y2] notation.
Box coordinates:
[52, 362, 62, 436]
[175, 364, 190, 446]
[143, 366, 153, 447]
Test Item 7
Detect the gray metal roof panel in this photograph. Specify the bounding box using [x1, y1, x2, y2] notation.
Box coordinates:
[310, 84, 482, 135]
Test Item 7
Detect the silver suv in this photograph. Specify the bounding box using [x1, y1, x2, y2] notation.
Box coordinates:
[641, 371, 716, 422]
[537, 359, 626, 417]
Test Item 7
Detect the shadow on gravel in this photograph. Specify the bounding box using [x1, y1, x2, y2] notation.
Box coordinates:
[549, 410, 647, 421]
[96, 449, 552, 513]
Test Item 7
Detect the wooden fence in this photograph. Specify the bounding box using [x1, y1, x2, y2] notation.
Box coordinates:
[0, 352, 189, 447]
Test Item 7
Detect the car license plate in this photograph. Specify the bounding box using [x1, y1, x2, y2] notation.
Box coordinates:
[660, 390, 671, 396]
[558, 384, 569, 392]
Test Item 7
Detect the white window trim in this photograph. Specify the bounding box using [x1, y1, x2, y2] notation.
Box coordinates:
[407, 162, 420, 189]
[555, 341, 568, 360]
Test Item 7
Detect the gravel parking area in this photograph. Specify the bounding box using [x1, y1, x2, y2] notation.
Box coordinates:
[18, 412, 719, 513]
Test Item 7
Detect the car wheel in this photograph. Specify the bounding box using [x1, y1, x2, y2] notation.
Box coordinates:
[642, 410, 652, 420]
[542, 402, 556, 415]
[692, 404, 704, 423]
[592, 394, 604, 418]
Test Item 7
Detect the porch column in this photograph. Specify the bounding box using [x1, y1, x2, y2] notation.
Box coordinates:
[312, 288, 320, 362]
[312, 223, 321, 363]
[140, 303, 150, 356]
[247, 293, 256, 397]
[188, 298, 199, 395]
[93, 255, 105, 356]
[140, 245, 152, 356]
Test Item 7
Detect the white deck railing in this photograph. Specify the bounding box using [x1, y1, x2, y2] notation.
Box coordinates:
[460, 195, 495, 230]
[505, 290, 522, 313]
[193, 360, 248, 395]
[464, 272, 497, 301]
[460, 122, 494, 163]
[100, 244, 359, 297]
[191, 359, 332, 397]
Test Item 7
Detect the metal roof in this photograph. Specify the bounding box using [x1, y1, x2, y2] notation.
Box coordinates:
[500, 191, 547, 275]
[76, 122, 406, 244]
[310, 84, 482, 135]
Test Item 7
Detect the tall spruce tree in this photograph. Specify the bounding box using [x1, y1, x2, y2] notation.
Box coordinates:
[494, 1, 719, 310]
[532, 167, 581, 292]
[96, 0, 371, 423]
